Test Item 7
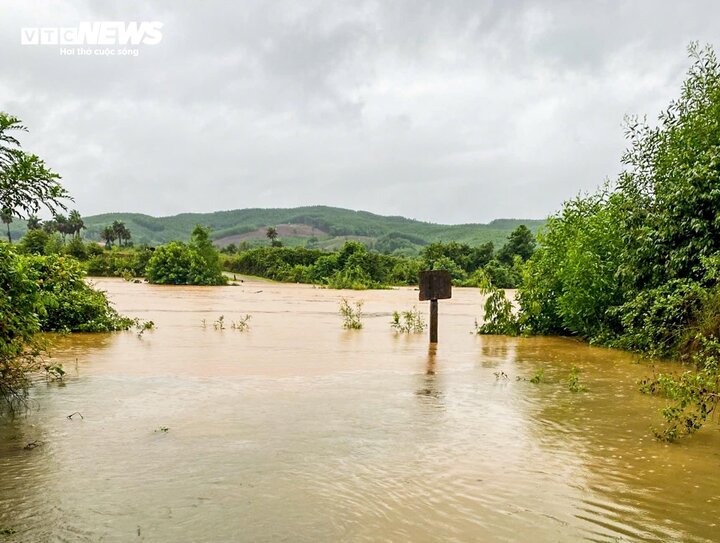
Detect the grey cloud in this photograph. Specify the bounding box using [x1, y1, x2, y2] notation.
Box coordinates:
[0, 0, 718, 223]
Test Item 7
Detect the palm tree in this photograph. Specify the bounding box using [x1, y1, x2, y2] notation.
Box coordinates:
[100, 225, 116, 248]
[68, 210, 85, 239]
[266, 226, 279, 247]
[27, 215, 41, 230]
[1, 208, 12, 242]
[42, 219, 57, 234]
[54, 213, 70, 243]
[111, 220, 131, 247]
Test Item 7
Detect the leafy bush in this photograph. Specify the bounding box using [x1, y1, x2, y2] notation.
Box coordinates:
[0, 244, 135, 403]
[475, 270, 519, 335]
[24, 254, 135, 332]
[0, 244, 43, 401]
[146, 226, 227, 285]
[339, 298, 363, 329]
[391, 306, 426, 333]
[482, 44, 720, 440]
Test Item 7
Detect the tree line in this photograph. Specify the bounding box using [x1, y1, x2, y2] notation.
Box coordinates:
[478, 43, 720, 441]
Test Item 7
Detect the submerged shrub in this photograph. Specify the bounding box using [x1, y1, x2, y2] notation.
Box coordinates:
[475, 270, 519, 335]
[391, 306, 426, 333]
[146, 241, 226, 286]
[24, 254, 134, 332]
[339, 298, 363, 329]
[0, 245, 134, 404]
[640, 336, 720, 442]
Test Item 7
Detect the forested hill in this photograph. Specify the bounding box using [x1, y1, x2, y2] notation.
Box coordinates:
[39, 206, 544, 254]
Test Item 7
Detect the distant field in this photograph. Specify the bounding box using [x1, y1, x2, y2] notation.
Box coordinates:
[9, 205, 545, 254]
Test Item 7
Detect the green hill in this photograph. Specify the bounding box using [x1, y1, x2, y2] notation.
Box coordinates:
[9, 206, 545, 255]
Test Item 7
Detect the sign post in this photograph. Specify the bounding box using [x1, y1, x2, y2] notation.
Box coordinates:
[418, 270, 452, 344]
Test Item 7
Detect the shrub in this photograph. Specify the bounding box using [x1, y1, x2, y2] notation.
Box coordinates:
[146, 241, 226, 285]
[0, 244, 43, 401]
[390, 306, 426, 333]
[339, 298, 363, 329]
[24, 254, 135, 332]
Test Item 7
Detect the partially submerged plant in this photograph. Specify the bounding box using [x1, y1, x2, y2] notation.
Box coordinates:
[339, 298, 363, 330]
[390, 306, 426, 333]
[640, 336, 720, 442]
[566, 365, 586, 392]
[529, 367, 545, 384]
[44, 363, 65, 381]
[475, 270, 518, 335]
[231, 315, 252, 331]
[135, 319, 155, 338]
[213, 315, 225, 330]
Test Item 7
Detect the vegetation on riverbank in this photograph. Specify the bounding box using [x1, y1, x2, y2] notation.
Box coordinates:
[480, 44, 720, 440]
[0, 112, 134, 404]
[224, 226, 534, 289]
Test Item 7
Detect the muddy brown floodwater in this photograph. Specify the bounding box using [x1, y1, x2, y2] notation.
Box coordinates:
[1, 278, 719, 542]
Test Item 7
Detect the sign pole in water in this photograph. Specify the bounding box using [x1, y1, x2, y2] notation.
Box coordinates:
[418, 270, 452, 344]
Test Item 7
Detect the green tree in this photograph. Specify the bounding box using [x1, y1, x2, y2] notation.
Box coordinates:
[68, 210, 85, 239]
[26, 215, 41, 230]
[111, 220, 131, 247]
[497, 225, 536, 265]
[266, 226, 281, 247]
[0, 112, 69, 218]
[100, 225, 116, 248]
[18, 229, 51, 255]
[190, 224, 221, 272]
[55, 213, 70, 242]
[146, 226, 226, 286]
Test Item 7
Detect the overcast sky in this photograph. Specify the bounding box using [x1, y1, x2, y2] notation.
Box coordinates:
[1, 1, 718, 223]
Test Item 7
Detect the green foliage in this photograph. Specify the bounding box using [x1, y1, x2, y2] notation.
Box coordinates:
[529, 367, 545, 384]
[0, 243, 43, 401]
[475, 270, 519, 335]
[565, 366, 586, 392]
[146, 226, 226, 285]
[0, 112, 69, 218]
[24, 254, 135, 332]
[390, 306, 426, 333]
[497, 225, 536, 264]
[226, 241, 414, 289]
[640, 336, 720, 442]
[43, 206, 543, 250]
[421, 241, 494, 279]
[339, 298, 363, 329]
[44, 363, 66, 381]
[18, 228, 51, 255]
[492, 44, 720, 440]
[0, 244, 134, 403]
[64, 236, 87, 260]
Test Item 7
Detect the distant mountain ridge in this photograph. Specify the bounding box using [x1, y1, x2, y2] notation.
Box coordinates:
[11, 205, 545, 254]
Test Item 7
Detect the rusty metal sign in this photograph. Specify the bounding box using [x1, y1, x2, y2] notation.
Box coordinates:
[418, 270, 452, 301]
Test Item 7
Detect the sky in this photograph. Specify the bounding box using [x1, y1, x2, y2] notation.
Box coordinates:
[1, 1, 718, 224]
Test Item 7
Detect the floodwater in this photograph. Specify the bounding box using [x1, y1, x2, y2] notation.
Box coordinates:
[1, 278, 719, 543]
